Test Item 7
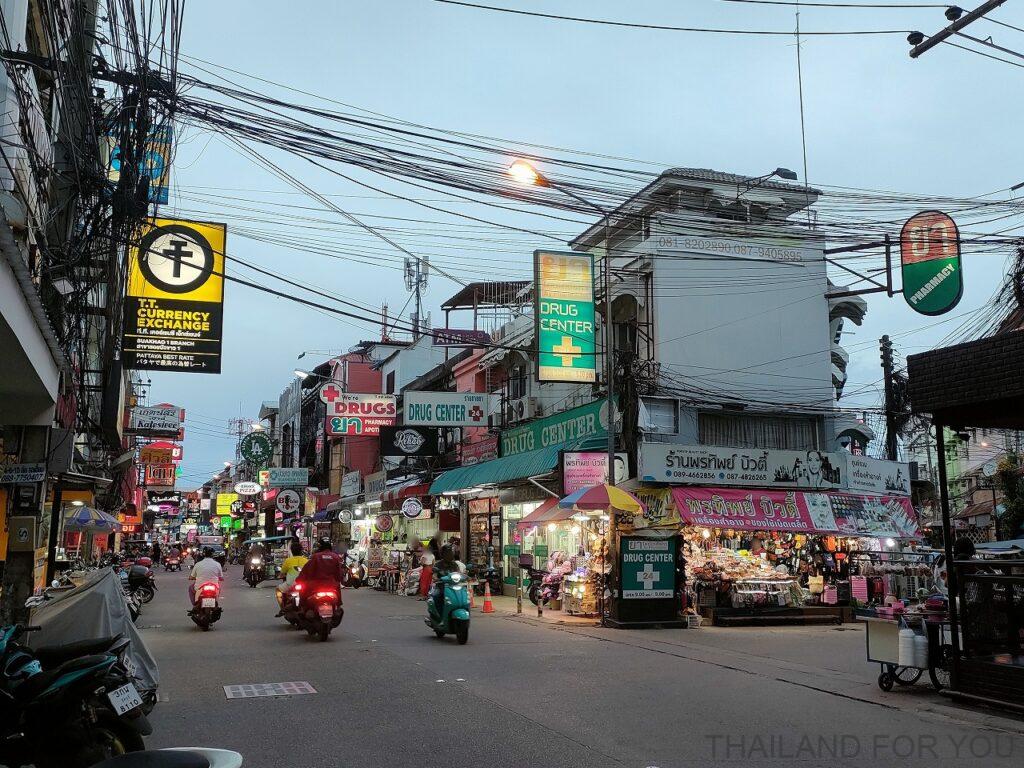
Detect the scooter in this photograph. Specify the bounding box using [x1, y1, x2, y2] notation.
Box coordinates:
[162, 556, 181, 572]
[188, 582, 223, 631]
[425, 571, 471, 645]
[294, 583, 342, 641]
[274, 583, 301, 628]
[127, 565, 156, 604]
[0, 624, 149, 767]
[347, 556, 367, 589]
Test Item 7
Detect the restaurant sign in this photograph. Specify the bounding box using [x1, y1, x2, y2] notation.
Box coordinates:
[501, 399, 610, 457]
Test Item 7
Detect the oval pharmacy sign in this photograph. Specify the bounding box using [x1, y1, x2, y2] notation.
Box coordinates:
[900, 211, 963, 316]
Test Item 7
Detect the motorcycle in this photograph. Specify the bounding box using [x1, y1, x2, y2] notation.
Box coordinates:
[127, 565, 156, 605]
[162, 556, 181, 572]
[0, 624, 149, 767]
[274, 583, 301, 628]
[244, 556, 266, 588]
[347, 556, 367, 589]
[294, 583, 342, 641]
[425, 571, 471, 645]
[188, 582, 223, 631]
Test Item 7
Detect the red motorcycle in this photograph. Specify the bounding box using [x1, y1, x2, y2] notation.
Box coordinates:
[189, 582, 223, 631]
[295, 583, 342, 641]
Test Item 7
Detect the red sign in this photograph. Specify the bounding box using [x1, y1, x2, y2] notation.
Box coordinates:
[144, 463, 176, 488]
[672, 487, 816, 532]
[460, 436, 498, 465]
[320, 387, 397, 436]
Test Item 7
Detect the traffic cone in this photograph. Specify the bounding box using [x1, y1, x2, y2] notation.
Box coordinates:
[482, 581, 495, 614]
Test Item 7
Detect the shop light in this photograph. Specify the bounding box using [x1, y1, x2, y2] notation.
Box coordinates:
[571, 525, 581, 535]
[885, 538, 896, 548]
[71, 500, 85, 507]
[546, 523, 557, 532]
[599, 514, 610, 522]
[700, 528, 712, 539]
[367, 500, 382, 507]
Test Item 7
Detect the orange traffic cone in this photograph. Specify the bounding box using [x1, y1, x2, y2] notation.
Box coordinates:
[482, 581, 495, 614]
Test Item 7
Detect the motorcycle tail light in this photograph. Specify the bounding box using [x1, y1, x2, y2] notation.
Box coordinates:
[314, 590, 337, 599]
[199, 583, 219, 596]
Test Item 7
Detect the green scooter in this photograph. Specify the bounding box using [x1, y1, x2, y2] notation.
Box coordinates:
[425, 571, 471, 644]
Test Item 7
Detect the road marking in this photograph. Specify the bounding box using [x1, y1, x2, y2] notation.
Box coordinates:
[224, 682, 317, 699]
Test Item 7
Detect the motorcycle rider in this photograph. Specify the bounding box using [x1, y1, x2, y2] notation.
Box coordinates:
[244, 539, 267, 580]
[275, 541, 309, 616]
[188, 546, 224, 605]
[431, 544, 462, 614]
[294, 537, 347, 599]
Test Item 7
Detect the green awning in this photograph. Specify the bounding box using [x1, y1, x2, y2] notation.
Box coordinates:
[429, 445, 563, 495]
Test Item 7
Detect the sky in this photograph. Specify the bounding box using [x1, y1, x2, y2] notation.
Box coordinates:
[150, 0, 1024, 489]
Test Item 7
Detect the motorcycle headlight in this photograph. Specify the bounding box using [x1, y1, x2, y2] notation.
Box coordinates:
[250, 558, 260, 565]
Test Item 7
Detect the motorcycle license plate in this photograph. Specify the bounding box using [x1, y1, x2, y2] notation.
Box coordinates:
[201, 598, 216, 608]
[123, 655, 138, 677]
[107, 683, 143, 715]
[317, 605, 333, 619]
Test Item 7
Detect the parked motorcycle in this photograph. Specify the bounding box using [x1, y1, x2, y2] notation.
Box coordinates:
[293, 583, 342, 641]
[126, 565, 156, 604]
[0, 624, 149, 767]
[425, 571, 471, 645]
[188, 582, 223, 631]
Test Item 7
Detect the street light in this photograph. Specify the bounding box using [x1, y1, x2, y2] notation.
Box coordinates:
[507, 158, 617, 490]
[250, 422, 264, 431]
[293, 369, 310, 379]
[224, 461, 232, 468]
[737, 167, 798, 199]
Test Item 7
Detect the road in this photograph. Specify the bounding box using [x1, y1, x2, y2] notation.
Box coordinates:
[140, 567, 1024, 768]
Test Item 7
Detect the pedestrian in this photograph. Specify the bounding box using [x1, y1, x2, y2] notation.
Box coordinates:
[152, 540, 162, 565]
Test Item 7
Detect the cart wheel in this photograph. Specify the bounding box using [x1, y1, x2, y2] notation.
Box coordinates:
[893, 666, 923, 686]
[878, 671, 894, 692]
[929, 644, 953, 691]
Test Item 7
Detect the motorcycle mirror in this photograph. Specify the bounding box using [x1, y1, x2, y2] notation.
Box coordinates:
[50, 579, 60, 588]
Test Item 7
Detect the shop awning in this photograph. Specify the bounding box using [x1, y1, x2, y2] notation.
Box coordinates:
[670, 486, 921, 538]
[381, 481, 431, 506]
[429, 445, 562, 495]
[515, 497, 576, 529]
[312, 510, 336, 522]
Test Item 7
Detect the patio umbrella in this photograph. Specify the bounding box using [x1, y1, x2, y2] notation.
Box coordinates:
[63, 506, 122, 532]
[558, 484, 646, 515]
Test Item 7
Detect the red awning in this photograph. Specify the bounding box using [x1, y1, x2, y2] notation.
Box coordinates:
[516, 498, 577, 529]
[317, 494, 340, 512]
[381, 481, 431, 508]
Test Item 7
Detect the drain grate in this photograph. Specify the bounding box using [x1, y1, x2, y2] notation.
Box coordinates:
[224, 682, 317, 699]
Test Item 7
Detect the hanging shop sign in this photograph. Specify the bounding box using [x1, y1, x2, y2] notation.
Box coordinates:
[620, 537, 676, 599]
[103, 122, 173, 204]
[215, 493, 238, 517]
[199, 497, 211, 511]
[240, 432, 273, 467]
[403, 391, 491, 427]
[460, 436, 498, 466]
[144, 441, 183, 462]
[144, 463, 176, 488]
[375, 514, 394, 533]
[638, 444, 843, 490]
[304, 487, 319, 515]
[431, 328, 491, 347]
[401, 497, 425, 519]
[275, 489, 301, 514]
[267, 467, 309, 488]
[128, 404, 184, 437]
[501, 398, 610, 457]
[341, 470, 361, 498]
[319, 386, 397, 436]
[562, 451, 629, 494]
[139, 445, 173, 464]
[900, 211, 963, 316]
[379, 426, 439, 457]
[364, 471, 386, 503]
[233, 481, 262, 496]
[534, 250, 596, 383]
[844, 455, 910, 496]
[121, 218, 227, 373]
[0, 463, 46, 484]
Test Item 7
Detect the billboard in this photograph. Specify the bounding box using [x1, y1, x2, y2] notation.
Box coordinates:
[121, 218, 227, 373]
[404, 391, 491, 427]
[534, 250, 596, 383]
[267, 467, 310, 488]
[129, 404, 184, 437]
[900, 211, 963, 316]
[103, 122, 173, 204]
[320, 386, 396, 436]
[431, 328, 491, 347]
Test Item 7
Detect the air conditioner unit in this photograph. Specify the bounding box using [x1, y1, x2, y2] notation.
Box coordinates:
[505, 397, 540, 424]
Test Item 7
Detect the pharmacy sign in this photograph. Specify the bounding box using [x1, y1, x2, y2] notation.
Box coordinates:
[900, 211, 963, 316]
[534, 250, 596, 382]
[620, 537, 675, 599]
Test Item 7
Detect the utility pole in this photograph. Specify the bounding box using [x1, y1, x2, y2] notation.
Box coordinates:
[909, 0, 1008, 58]
[881, 335, 899, 461]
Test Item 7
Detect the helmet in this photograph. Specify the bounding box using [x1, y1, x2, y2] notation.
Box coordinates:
[202, 547, 214, 558]
[317, 537, 332, 551]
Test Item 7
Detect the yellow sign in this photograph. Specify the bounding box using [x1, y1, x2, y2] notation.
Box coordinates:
[32, 547, 48, 595]
[215, 492, 239, 516]
[139, 446, 174, 464]
[629, 487, 680, 530]
[122, 218, 227, 374]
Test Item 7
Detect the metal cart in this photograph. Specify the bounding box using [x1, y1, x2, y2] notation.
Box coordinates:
[862, 614, 954, 692]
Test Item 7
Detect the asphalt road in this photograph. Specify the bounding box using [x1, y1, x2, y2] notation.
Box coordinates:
[140, 566, 1024, 768]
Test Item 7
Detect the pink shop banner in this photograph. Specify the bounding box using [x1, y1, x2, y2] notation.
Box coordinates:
[671, 487, 818, 532]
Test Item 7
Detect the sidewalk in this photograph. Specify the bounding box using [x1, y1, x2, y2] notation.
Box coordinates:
[475, 592, 601, 627]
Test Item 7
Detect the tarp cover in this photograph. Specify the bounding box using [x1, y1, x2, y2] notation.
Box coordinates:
[27, 569, 159, 692]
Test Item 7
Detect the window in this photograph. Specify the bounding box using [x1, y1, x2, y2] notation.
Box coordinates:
[386, 371, 396, 394]
[508, 365, 527, 400]
[699, 412, 819, 451]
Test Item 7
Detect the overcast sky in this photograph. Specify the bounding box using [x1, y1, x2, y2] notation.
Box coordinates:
[153, 1, 1024, 488]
